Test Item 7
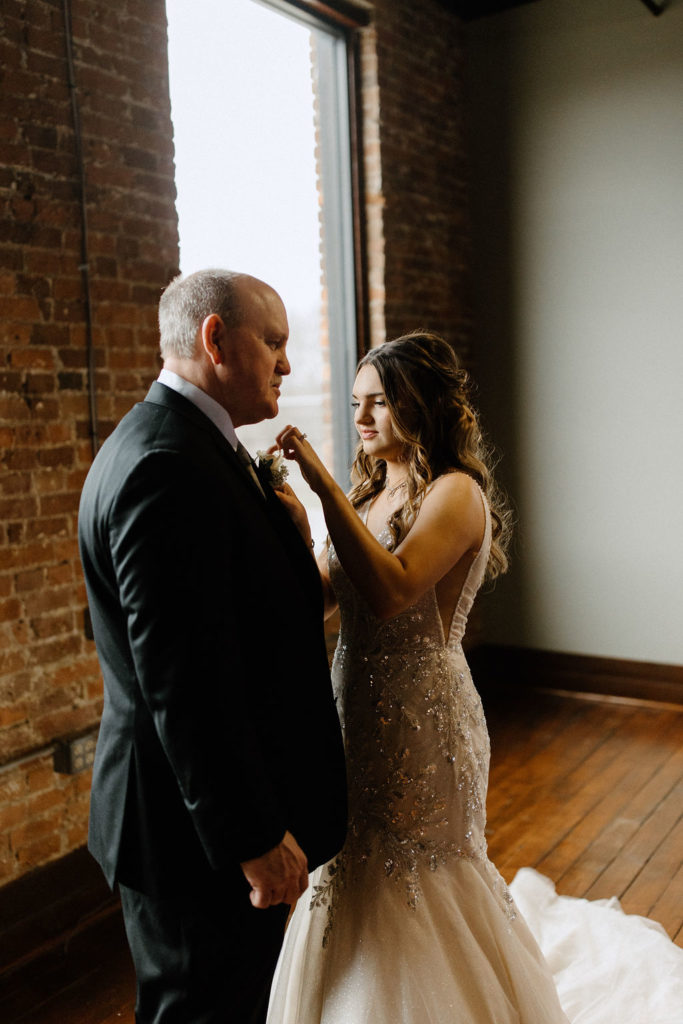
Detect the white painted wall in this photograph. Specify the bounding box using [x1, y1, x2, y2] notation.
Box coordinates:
[465, 0, 683, 665]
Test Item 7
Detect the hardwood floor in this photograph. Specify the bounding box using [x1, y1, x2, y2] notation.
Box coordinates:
[0, 910, 135, 1024]
[1, 687, 681, 1022]
[485, 687, 683, 943]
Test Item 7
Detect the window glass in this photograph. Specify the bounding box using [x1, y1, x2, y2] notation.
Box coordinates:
[166, 0, 358, 546]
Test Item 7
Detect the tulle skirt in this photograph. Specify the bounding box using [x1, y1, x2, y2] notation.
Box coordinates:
[267, 849, 569, 1023]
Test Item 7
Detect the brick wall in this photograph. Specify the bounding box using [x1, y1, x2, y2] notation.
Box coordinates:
[0, 0, 470, 892]
[365, 0, 470, 357]
[0, 0, 178, 886]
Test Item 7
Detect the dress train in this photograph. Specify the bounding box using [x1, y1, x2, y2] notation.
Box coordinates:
[510, 868, 683, 1024]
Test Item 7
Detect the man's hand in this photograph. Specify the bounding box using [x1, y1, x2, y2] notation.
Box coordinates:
[240, 831, 309, 909]
[273, 482, 314, 549]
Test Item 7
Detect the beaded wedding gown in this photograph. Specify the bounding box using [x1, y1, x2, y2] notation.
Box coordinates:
[267, 489, 683, 1024]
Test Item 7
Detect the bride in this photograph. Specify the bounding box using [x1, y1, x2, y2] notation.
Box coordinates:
[266, 331, 682, 1023]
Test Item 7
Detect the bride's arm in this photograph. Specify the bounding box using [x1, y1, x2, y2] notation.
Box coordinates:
[277, 428, 484, 621]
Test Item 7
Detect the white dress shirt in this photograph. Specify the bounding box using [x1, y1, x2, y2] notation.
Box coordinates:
[157, 367, 238, 450]
[157, 368, 265, 496]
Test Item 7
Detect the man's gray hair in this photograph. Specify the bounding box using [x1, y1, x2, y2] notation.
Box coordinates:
[158, 269, 245, 358]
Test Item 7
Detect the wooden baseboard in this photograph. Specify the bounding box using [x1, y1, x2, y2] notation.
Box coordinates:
[468, 644, 683, 706]
[0, 846, 117, 976]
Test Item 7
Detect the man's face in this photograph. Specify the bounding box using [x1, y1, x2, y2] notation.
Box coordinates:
[221, 282, 291, 427]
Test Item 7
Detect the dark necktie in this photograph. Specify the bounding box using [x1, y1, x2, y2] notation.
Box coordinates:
[235, 441, 266, 498]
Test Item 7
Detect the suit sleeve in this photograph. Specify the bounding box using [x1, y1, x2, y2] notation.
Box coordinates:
[109, 448, 286, 866]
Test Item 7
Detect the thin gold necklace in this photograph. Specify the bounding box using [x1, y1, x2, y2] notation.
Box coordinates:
[386, 478, 408, 498]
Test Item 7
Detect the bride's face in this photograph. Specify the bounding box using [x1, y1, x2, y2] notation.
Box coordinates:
[352, 364, 403, 463]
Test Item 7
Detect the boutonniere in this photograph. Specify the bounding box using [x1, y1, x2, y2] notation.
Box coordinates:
[256, 449, 289, 487]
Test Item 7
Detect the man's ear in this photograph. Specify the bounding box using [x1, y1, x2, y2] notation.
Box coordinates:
[201, 314, 226, 365]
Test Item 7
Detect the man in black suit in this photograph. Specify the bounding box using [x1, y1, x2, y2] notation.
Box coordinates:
[78, 269, 347, 1023]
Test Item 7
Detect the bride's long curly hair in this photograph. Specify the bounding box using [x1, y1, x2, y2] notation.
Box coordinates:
[348, 330, 512, 580]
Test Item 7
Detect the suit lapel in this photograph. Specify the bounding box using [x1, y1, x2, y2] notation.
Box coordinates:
[144, 382, 265, 498]
[259, 477, 324, 616]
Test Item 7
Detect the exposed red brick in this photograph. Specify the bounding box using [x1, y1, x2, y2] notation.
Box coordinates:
[15, 834, 62, 870]
[0, 0, 178, 884]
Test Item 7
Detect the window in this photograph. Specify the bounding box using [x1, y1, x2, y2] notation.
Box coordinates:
[166, 0, 364, 545]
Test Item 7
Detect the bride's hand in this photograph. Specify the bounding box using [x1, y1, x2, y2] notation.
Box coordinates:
[273, 481, 314, 550]
[276, 426, 334, 497]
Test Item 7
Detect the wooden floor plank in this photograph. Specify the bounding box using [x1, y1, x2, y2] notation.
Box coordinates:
[556, 742, 683, 899]
[649, 861, 683, 943]
[0, 913, 134, 1024]
[584, 777, 683, 902]
[486, 688, 584, 753]
[486, 701, 633, 826]
[487, 708, 649, 873]
[537, 711, 683, 885]
[485, 691, 590, 784]
[621, 814, 683, 920]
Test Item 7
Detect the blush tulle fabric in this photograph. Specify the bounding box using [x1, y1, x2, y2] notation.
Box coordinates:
[267, 486, 683, 1022]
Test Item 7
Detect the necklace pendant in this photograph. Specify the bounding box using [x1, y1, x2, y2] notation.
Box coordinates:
[386, 479, 408, 499]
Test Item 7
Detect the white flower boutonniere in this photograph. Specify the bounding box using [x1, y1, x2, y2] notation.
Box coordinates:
[256, 449, 289, 487]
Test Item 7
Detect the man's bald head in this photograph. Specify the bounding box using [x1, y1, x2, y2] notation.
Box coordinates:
[158, 269, 270, 360]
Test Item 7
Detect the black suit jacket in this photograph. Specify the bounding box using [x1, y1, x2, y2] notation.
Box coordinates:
[78, 382, 347, 897]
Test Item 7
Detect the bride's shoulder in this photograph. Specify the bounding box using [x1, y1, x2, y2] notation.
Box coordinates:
[427, 470, 481, 501]
[421, 473, 487, 549]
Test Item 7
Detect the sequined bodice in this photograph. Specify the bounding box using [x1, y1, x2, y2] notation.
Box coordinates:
[313, 487, 514, 929]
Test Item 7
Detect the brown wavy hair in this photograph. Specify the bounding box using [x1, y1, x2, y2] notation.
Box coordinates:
[348, 331, 512, 579]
